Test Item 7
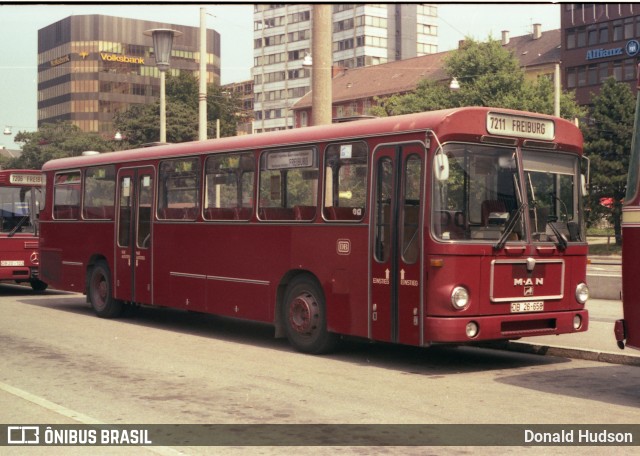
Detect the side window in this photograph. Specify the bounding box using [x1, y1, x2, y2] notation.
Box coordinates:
[323, 142, 368, 221]
[259, 148, 318, 221]
[204, 152, 255, 221]
[53, 171, 81, 220]
[157, 158, 200, 220]
[83, 165, 116, 220]
[374, 157, 393, 262]
[402, 155, 422, 264]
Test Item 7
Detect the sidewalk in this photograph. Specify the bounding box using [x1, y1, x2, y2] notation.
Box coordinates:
[489, 298, 640, 366]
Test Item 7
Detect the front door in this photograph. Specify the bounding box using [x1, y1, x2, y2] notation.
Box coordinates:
[370, 143, 425, 345]
[114, 167, 154, 304]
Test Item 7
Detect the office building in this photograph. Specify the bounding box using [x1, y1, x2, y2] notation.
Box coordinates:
[561, 3, 640, 105]
[38, 15, 220, 138]
[252, 4, 438, 133]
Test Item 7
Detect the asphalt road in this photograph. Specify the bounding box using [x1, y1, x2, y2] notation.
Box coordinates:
[1, 284, 639, 455]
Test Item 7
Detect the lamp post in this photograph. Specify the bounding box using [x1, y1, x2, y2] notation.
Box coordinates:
[144, 28, 182, 143]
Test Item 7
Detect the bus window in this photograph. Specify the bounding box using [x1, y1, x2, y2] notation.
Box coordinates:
[158, 158, 200, 220]
[118, 176, 132, 247]
[83, 165, 116, 220]
[204, 152, 255, 221]
[137, 175, 153, 248]
[402, 155, 422, 264]
[259, 148, 318, 221]
[53, 171, 81, 220]
[433, 144, 521, 242]
[374, 157, 394, 262]
[323, 142, 367, 221]
[523, 151, 583, 243]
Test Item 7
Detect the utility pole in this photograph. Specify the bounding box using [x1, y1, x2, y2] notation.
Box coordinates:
[311, 4, 332, 126]
[199, 7, 208, 141]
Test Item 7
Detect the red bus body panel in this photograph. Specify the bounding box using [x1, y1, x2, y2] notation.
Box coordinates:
[619, 75, 640, 351]
[39, 108, 589, 347]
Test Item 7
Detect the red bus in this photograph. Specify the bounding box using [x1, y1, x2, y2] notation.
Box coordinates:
[40, 107, 589, 353]
[0, 169, 47, 291]
[616, 67, 640, 350]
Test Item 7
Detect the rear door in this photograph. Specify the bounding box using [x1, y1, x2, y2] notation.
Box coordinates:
[114, 167, 154, 304]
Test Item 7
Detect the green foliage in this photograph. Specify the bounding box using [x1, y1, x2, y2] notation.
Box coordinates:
[582, 77, 635, 244]
[374, 37, 585, 121]
[114, 72, 243, 147]
[6, 122, 117, 170]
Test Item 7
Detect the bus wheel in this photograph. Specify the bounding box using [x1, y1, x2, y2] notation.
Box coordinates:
[30, 279, 48, 292]
[89, 261, 123, 318]
[283, 275, 338, 354]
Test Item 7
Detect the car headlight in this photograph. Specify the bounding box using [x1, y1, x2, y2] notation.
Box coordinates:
[575, 282, 589, 304]
[451, 286, 470, 310]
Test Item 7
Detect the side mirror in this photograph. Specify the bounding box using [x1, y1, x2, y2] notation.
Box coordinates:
[581, 174, 588, 196]
[434, 153, 449, 181]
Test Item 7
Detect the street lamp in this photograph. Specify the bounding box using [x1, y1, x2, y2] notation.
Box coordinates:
[144, 28, 182, 143]
[3, 126, 12, 135]
[449, 78, 460, 91]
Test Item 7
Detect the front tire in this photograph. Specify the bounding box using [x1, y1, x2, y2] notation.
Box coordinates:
[30, 279, 48, 292]
[89, 261, 123, 318]
[283, 275, 338, 354]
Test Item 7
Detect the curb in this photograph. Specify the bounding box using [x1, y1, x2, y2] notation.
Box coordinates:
[481, 341, 640, 367]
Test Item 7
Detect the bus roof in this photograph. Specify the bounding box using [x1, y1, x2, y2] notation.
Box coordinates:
[41, 107, 583, 172]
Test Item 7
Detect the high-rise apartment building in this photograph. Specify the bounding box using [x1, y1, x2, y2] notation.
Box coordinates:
[38, 15, 220, 138]
[252, 4, 438, 133]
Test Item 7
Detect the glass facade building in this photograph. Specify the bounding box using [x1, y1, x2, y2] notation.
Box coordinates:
[38, 15, 221, 137]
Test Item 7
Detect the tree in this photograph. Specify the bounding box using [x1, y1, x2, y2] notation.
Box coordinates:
[6, 122, 117, 170]
[582, 77, 635, 245]
[114, 72, 243, 147]
[370, 37, 585, 121]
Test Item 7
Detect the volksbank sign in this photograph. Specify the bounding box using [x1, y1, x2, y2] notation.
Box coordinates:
[100, 53, 145, 64]
[586, 39, 640, 60]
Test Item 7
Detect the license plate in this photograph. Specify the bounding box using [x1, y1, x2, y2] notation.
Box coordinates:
[510, 301, 544, 313]
[1, 260, 24, 267]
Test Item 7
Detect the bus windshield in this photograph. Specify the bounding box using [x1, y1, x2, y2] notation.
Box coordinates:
[523, 149, 583, 245]
[433, 143, 582, 245]
[0, 185, 42, 234]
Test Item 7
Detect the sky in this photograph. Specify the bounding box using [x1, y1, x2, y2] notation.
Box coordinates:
[0, 2, 561, 149]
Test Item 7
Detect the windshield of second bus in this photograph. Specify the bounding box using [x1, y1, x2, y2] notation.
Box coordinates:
[0, 186, 41, 234]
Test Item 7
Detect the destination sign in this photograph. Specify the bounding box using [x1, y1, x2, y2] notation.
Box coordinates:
[266, 149, 315, 170]
[9, 173, 44, 185]
[486, 112, 554, 141]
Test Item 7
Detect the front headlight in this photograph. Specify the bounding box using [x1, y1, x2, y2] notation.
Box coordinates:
[575, 282, 589, 304]
[451, 286, 470, 310]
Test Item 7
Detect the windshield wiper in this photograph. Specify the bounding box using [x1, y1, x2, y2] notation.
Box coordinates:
[546, 220, 568, 251]
[8, 215, 29, 238]
[494, 202, 527, 250]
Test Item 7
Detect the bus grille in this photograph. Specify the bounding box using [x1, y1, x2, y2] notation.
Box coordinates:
[501, 318, 556, 336]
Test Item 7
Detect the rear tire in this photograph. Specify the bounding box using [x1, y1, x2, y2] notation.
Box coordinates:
[282, 275, 338, 354]
[89, 261, 123, 318]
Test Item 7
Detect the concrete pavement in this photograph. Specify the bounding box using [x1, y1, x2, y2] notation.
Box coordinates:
[488, 298, 640, 367]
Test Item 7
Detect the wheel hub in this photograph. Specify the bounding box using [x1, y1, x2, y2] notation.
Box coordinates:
[289, 293, 318, 334]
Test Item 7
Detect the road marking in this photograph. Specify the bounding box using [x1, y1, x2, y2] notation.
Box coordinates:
[0, 381, 184, 455]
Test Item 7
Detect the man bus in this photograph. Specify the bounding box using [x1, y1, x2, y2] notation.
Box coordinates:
[39, 107, 588, 353]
